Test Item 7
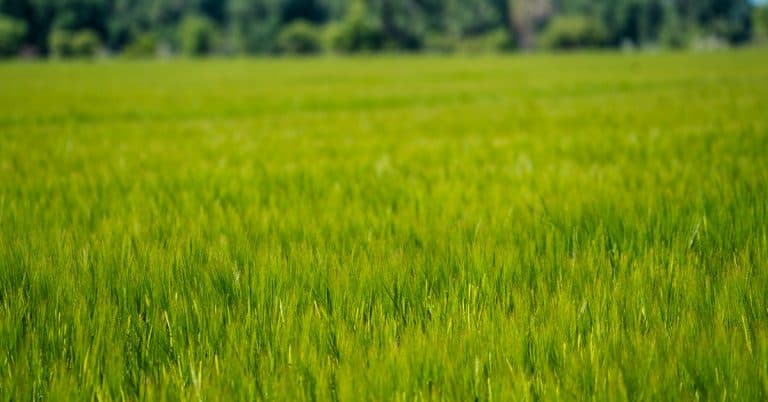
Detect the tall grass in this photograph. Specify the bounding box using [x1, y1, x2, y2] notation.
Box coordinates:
[1, 51, 767, 400]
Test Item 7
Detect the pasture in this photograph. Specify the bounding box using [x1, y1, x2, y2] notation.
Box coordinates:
[1, 50, 767, 400]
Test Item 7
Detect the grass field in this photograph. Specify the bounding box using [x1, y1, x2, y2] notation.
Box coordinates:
[1, 50, 767, 401]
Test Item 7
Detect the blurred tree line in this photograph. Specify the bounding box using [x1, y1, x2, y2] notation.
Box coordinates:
[0, 0, 765, 58]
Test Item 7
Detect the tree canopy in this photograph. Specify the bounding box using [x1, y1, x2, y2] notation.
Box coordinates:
[0, 0, 761, 57]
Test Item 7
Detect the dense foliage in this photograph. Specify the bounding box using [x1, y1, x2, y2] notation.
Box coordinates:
[276, 20, 323, 54]
[48, 29, 102, 58]
[1, 50, 767, 400]
[0, 14, 25, 57]
[0, 0, 763, 57]
[178, 15, 219, 56]
[538, 15, 608, 49]
[756, 5, 768, 43]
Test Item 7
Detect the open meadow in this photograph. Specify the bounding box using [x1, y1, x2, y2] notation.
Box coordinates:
[1, 50, 768, 400]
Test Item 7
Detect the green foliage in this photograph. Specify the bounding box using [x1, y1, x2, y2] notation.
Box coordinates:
[121, 33, 157, 58]
[1, 51, 767, 399]
[276, 20, 322, 54]
[755, 6, 768, 44]
[232, 23, 280, 54]
[539, 15, 608, 49]
[48, 29, 102, 58]
[659, 6, 689, 49]
[326, 2, 384, 53]
[47, 30, 70, 57]
[0, 0, 764, 57]
[178, 14, 218, 56]
[707, 17, 751, 44]
[456, 28, 516, 53]
[326, 21, 384, 53]
[441, 0, 506, 38]
[428, 28, 516, 54]
[369, 0, 431, 50]
[226, 0, 282, 54]
[0, 14, 26, 57]
[423, 33, 458, 53]
[71, 30, 101, 56]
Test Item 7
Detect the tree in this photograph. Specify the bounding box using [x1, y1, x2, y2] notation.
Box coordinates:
[0, 0, 763, 57]
[0, 13, 25, 57]
[539, 15, 607, 49]
[226, 0, 283, 53]
[71, 29, 101, 56]
[48, 29, 101, 58]
[122, 32, 157, 58]
[440, 0, 506, 38]
[755, 5, 768, 43]
[678, 0, 752, 43]
[508, 0, 553, 49]
[178, 14, 218, 56]
[327, 1, 384, 52]
[366, 0, 441, 50]
[276, 20, 322, 54]
[280, 0, 327, 23]
[659, 3, 688, 49]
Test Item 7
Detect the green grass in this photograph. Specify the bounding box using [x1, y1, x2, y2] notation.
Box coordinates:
[1, 50, 767, 401]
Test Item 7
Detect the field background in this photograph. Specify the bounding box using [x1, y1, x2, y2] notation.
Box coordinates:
[1, 50, 768, 400]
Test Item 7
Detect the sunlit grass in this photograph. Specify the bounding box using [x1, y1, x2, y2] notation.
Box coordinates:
[1, 50, 767, 400]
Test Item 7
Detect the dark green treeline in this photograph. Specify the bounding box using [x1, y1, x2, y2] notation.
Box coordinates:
[0, 0, 765, 57]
